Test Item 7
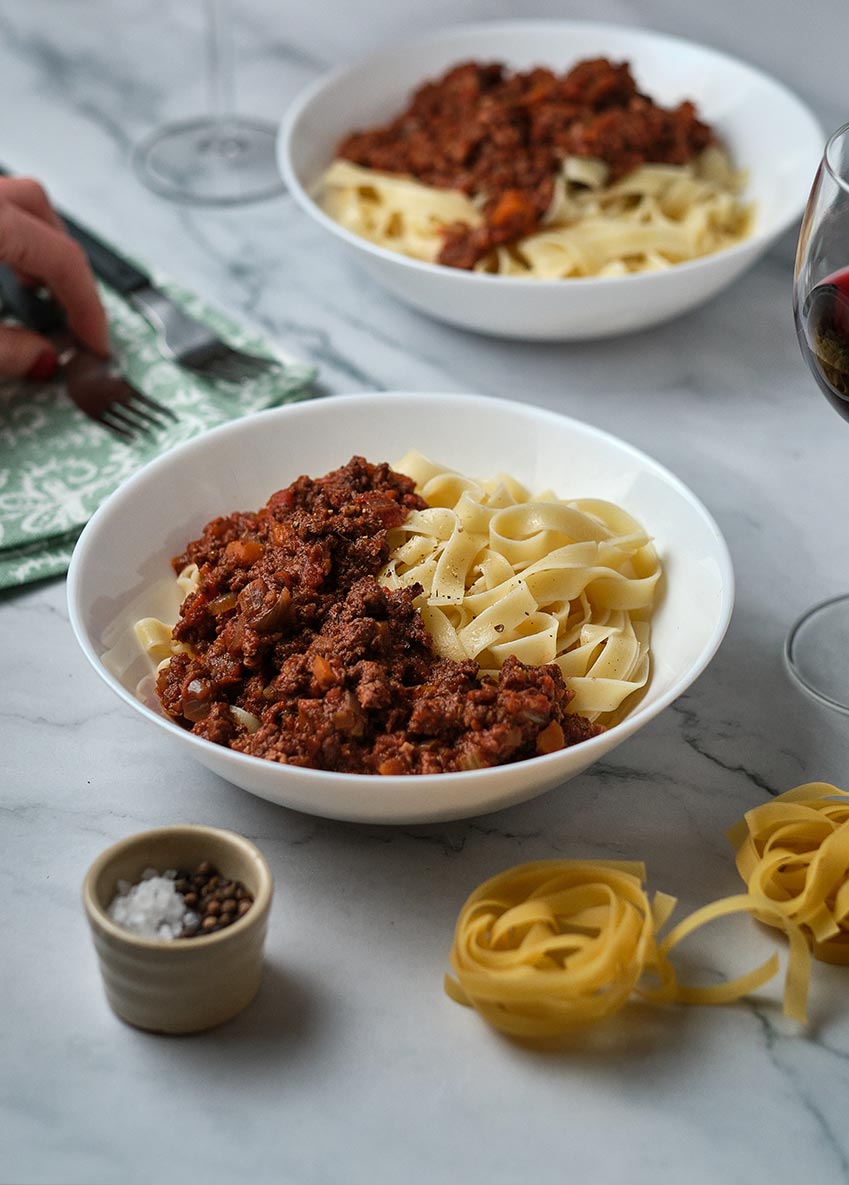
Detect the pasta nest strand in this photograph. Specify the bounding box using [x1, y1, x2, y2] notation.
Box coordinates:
[727, 781, 849, 964]
[445, 858, 810, 1039]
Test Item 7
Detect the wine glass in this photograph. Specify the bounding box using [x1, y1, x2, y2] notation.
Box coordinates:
[787, 120, 849, 711]
[133, 0, 284, 205]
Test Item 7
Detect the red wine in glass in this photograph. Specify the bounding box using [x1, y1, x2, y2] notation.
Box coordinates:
[797, 267, 849, 420]
[786, 122, 849, 714]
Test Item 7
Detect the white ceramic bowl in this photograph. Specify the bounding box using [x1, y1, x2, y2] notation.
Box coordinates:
[67, 392, 734, 824]
[279, 20, 823, 340]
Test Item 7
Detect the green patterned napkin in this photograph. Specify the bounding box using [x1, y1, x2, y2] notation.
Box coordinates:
[0, 274, 316, 589]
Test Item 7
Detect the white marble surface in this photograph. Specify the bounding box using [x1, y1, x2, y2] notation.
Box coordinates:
[3, 2, 849, 1182]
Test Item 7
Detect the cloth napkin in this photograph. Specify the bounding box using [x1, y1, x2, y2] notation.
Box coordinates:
[0, 273, 317, 589]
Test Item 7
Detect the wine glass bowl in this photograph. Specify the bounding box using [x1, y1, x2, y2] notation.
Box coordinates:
[794, 123, 849, 421]
[786, 120, 849, 710]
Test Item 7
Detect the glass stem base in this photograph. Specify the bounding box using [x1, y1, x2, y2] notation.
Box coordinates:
[784, 592, 849, 713]
[133, 116, 285, 206]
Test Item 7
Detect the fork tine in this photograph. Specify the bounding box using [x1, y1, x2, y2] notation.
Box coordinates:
[99, 384, 174, 435]
[181, 341, 230, 372]
[214, 359, 273, 384]
[123, 398, 175, 430]
[103, 404, 146, 433]
[97, 407, 139, 441]
[128, 388, 178, 422]
[117, 400, 175, 437]
[222, 357, 275, 382]
[107, 396, 172, 436]
[217, 352, 277, 380]
[113, 402, 161, 433]
[185, 342, 279, 384]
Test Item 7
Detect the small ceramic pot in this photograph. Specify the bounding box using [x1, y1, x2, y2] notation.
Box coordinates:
[82, 824, 273, 1034]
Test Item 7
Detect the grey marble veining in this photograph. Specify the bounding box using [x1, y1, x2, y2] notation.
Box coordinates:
[3, 2, 849, 1182]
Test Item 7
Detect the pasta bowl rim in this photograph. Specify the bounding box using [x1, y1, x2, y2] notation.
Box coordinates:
[67, 391, 735, 823]
[278, 19, 824, 337]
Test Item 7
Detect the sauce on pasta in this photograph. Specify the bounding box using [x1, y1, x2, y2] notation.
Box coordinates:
[146, 457, 612, 774]
[318, 57, 751, 277]
[117, 454, 661, 774]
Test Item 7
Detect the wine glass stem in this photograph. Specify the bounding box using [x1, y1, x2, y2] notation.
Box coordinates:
[131, 0, 284, 203]
[206, 0, 235, 136]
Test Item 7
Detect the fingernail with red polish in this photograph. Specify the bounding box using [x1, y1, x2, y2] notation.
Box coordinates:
[26, 350, 58, 382]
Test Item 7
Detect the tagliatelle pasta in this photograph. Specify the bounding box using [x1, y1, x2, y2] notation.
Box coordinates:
[101, 563, 200, 695]
[316, 147, 751, 279]
[317, 159, 484, 261]
[728, 782, 849, 964]
[444, 860, 671, 1036]
[445, 859, 811, 1039]
[379, 451, 661, 724]
[122, 453, 658, 735]
[118, 454, 655, 770]
[447, 784, 849, 1040]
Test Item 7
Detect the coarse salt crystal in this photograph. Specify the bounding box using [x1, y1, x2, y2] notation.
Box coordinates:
[107, 873, 191, 940]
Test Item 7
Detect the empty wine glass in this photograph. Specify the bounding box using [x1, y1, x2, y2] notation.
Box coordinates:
[786, 120, 849, 711]
[133, 0, 284, 205]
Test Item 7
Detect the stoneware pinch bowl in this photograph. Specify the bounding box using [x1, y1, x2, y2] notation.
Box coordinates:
[82, 824, 273, 1035]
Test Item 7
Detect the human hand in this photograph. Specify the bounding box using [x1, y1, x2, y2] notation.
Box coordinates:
[0, 176, 109, 379]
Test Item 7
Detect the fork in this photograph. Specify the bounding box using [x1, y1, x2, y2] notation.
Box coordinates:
[51, 326, 177, 441]
[0, 264, 176, 442]
[62, 213, 283, 384]
[0, 165, 279, 384]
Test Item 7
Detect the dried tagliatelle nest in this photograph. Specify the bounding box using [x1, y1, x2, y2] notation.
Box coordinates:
[728, 782, 849, 964]
[444, 858, 809, 1039]
[445, 783, 849, 1040]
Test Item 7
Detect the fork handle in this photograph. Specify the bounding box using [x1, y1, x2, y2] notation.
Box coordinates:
[60, 213, 151, 296]
[0, 265, 66, 333]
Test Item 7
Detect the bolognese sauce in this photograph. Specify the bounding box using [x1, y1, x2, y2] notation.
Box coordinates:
[156, 457, 601, 775]
[336, 58, 714, 269]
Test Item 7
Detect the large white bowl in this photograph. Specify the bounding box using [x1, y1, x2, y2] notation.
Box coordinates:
[279, 20, 823, 340]
[67, 392, 734, 824]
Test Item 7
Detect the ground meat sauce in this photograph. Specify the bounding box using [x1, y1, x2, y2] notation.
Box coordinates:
[337, 58, 714, 269]
[157, 457, 602, 775]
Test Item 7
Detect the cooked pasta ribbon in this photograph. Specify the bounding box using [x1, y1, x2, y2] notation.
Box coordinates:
[445, 859, 810, 1039]
[728, 782, 849, 964]
[379, 451, 661, 724]
[316, 147, 752, 278]
[117, 564, 201, 702]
